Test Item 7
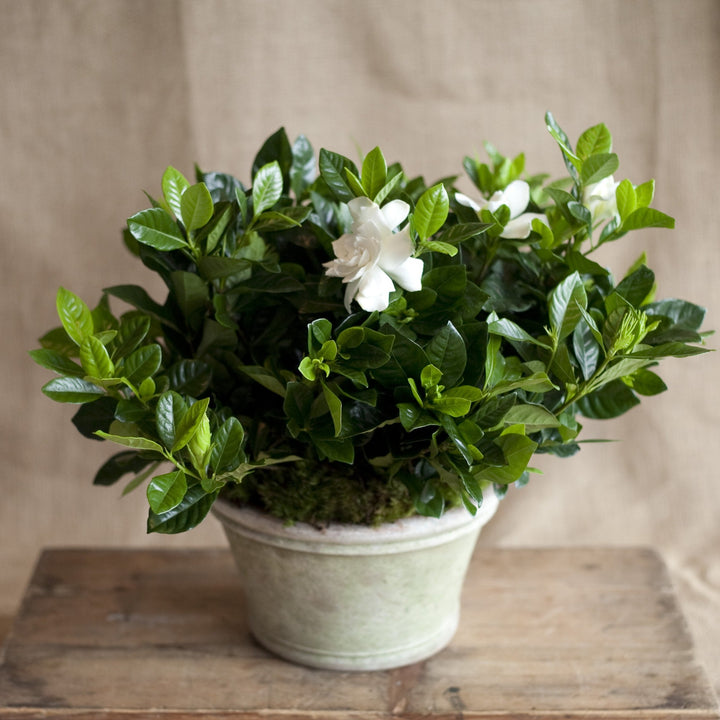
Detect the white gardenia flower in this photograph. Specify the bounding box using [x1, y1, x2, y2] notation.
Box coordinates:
[582, 175, 619, 225]
[324, 197, 424, 312]
[455, 179, 548, 239]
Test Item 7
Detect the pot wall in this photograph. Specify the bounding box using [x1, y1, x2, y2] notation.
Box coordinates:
[212, 494, 498, 671]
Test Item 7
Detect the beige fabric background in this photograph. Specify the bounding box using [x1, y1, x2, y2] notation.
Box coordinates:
[2, 0, 719, 691]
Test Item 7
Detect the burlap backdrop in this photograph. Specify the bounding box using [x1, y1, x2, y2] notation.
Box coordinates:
[2, 0, 718, 690]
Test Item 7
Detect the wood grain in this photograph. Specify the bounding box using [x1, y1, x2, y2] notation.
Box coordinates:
[0, 547, 717, 719]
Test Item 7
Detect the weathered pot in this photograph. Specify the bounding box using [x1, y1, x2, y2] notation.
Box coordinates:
[212, 491, 499, 671]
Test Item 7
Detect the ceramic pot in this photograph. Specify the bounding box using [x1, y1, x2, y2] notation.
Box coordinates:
[212, 490, 499, 671]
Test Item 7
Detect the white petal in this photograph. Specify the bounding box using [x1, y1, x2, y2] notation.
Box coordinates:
[380, 199, 410, 230]
[347, 196, 376, 223]
[378, 227, 413, 270]
[500, 212, 547, 239]
[343, 278, 360, 312]
[495, 180, 530, 219]
[354, 266, 395, 312]
[455, 192, 481, 212]
[384, 256, 424, 292]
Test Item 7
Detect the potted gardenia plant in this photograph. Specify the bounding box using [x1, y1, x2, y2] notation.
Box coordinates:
[31, 114, 709, 670]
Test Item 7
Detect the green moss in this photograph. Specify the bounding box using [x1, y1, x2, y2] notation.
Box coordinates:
[222, 459, 417, 526]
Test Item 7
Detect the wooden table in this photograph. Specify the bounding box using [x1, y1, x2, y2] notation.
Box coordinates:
[0, 548, 717, 719]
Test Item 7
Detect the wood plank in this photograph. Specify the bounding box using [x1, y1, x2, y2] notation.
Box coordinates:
[0, 548, 717, 719]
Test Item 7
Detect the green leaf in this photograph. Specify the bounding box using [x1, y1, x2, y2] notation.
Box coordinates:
[635, 180, 655, 208]
[503, 404, 561, 430]
[545, 111, 581, 174]
[237, 364, 286, 397]
[621, 207, 675, 232]
[79, 336, 115, 379]
[413, 183, 449, 241]
[112, 316, 151, 359]
[56, 287, 93, 346]
[580, 153, 619, 186]
[161, 166, 190, 219]
[628, 342, 710, 359]
[425, 322, 466, 387]
[548, 272, 587, 342]
[432, 395, 471, 418]
[180, 183, 214, 231]
[573, 319, 601, 381]
[477, 430, 537, 485]
[95, 430, 165, 454]
[318, 149, 357, 203]
[29, 348, 84, 377]
[290, 134, 316, 199]
[127, 208, 188, 251]
[170, 270, 209, 322]
[645, 298, 706, 332]
[105, 285, 175, 327]
[373, 171, 404, 206]
[147, 485, 218, 534]
[628, 368, 667, 396]
[576, 123, 612, 160]
[252, 161, 283, 217]
[577, 380, 640, 419]
[361, 146, 387, 200]
[322, 383, 343, 437]
[147, 470, 187, 514]
[251, 127, 293, 192]
[615, 179, 637, 221]
[614, 265, 655, 308]
[124, 345, 162, 386]
[42, 376, 105, 403]
[211, 417, 245, 474]
[488, 316, 551, 348]
[155, 391, 188, 450]
[172, 397, 210, 452]
[93, 451, 152, 486]
[166, 360, 212, 396]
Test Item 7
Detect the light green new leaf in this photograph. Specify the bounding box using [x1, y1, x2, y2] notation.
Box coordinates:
[127, 208, 188, 251]
[172, 397, 210, 453]
[615, 179, 637, 221]
[361, 146, 387, 200]
[322, 383, 343, 437]
[413, 183, 449, 241]
[580, 153, 619, 186]
[621, 207, 675, 232]
[79, 336, 115, 379]
[161, 166, 190, 219]
[147, 469, 187, 514]
[95, 430, 164, 454]
[180, 183, 214, 231]
[56, 287, 94, 346]
[252, 161, 283, 217]
[503, 404, 561, 430]
[576, 123, 612, 160]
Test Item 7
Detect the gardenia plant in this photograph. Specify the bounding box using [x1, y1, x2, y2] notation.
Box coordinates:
[31, 114, 709, 533]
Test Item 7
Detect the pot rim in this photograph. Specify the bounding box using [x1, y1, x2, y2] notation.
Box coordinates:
[212, 488, 499, 555]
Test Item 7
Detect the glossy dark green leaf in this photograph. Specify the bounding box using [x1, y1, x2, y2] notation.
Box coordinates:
[577, 380, 640, 419]
[155, 391, 188, 450]
[127, 208, 188, 251]
[628, 342, 710, 359]
[426, 322, 466, 387]
[573, 318, 601, 380]
[318, 149, 357, 203]
[147, 469, 187, 514]
[124, 345, 162, 386]
[614, 265, 655, 307]
[29, 349, 84, 377]
[629, 368, 667, 396]
[71, 396, 117, 439]
[147, 485, 218, 534]
[56, 287, 93, 345]
[548, 272, 587, 341]
[645, 298, 706, 331]
[112, 316, 151, 359]
[290, 134, 316, 199]
[251, 127, 293, 192]
[252, 161, 283, 217]
[477, 431, 537, 485]
[42, 377, 105, 403]
[211, 417, 245, 474]
[93, 451, 152, 486]
[105, 285, 176, 327]
[166, 360, 212, 396]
